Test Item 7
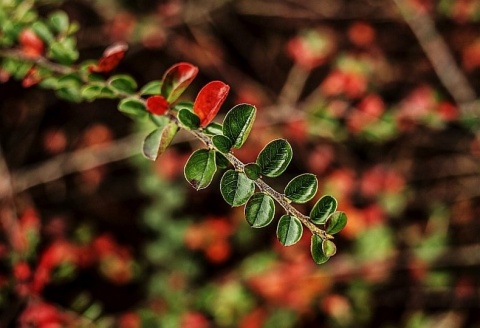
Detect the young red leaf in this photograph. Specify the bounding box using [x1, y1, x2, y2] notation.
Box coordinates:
[89, 42, 128, 73]
[161, 62, 199, 103]
[193, 81, 230, 127]
[146, 95, 169, 116]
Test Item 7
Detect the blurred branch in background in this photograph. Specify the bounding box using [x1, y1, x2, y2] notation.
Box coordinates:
[393, 0, 479, 116]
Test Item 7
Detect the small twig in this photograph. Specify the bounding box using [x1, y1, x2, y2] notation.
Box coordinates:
[0, 49, 74, 75]
[277, 63, 310, 106]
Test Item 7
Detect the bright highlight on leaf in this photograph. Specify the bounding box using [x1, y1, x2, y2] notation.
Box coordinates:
[160, 62, 198, 103]
[277, 215, 303, 246]
[256, 139, 293, 177]
[146, 95, 169, 116]
[184, 149, 217, 190]
[193, 81, 230, 127]
[223, 104, 256, 149]
[326, 211, 347, 234]
[311, 235, 330, 264]
[245, 193, 275, 228]
[220, 170, 255, 206]
[322, 239, 337, 257]
[310, 195, 338, 224]
[284, 173, 318, 204]
[142, 123, 178, 161]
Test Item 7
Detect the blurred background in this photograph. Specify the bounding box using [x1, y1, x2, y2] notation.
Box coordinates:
[1, 0, 480, 327]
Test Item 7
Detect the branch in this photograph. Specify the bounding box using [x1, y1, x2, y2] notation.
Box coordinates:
[392, 0, 479, 116]
[0, 49, 74, 75]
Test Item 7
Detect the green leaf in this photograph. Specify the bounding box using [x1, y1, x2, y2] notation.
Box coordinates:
[310, 195, 337, 224]
[48, 39, 78, 64]
[49, 11, 69, 34]
[276, 215, 303, 246]
[118, 97, 148, 119]
[244, 193, 275, 228]
[325, 211, 347, 235]
[322, 239, 337, 257]
[223, 104, 256, 149]
[311, 235, 330, 264]
[256, 139, 293, 178]
[56, 87, 82, 103]
[142, 123, 179, 161]
[140, 80, 162, 96]
[220, 170, 255, 206]
[31, 21, 54, 42]
[284, 173, 318, 204]
[215, 151, 230, 169]
[184, 149, 217, 190]
[178, 108, 200, 130]
[108, 74, 137, 94]
[244, 163, 261, 180]
[172, 101, 193, 112]
[204, 122, 223, 136]
[212, 135, 232, 153]
[81, 84, 103, 101]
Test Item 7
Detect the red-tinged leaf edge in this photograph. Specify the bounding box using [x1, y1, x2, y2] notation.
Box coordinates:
[193, 81, 230, 127]
[146, 95, 169, 116]
[89, 42, 128, 73]
[160, 62, 199, 103]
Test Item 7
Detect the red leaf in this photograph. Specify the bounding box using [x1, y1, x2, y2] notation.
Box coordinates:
[193, 81, 230, 127]
[161, 62, 199, 103]
[146, 95, 169, 115]
[89, 42, 128, 73]
[19, 29, 44, 58]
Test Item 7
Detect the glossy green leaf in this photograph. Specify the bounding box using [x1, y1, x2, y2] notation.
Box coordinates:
[178, 108, 200, 130]
[245, 193, 275, 228]
[284, 173, 318, 204]
[222, 104, 256, 149]
[325, 211, 347, 235]
[212, 135, 232, 153]
[256, 139, 293, 177]
[118, 97, 148, 119]
[49, 11, 69, 33]
[215, 152, 230, 169]
[161, 62, 198, 103]
[204, 122, 223, 136]
[322, 239, 337, 257]
[244, 163, 261, 180]
[108, 74, 137, 94]
[311, 235, 330, 264]
[276, 215, 303, 246]
[140, 80, 162, 96]
[310, 195, 338, 224]
[220, 170, 255, 207]
[142, 123, 178, 161]
[184, 149, 217, 190]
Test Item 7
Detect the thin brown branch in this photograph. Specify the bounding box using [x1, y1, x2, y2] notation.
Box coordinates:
[393, 0, 479, 116]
